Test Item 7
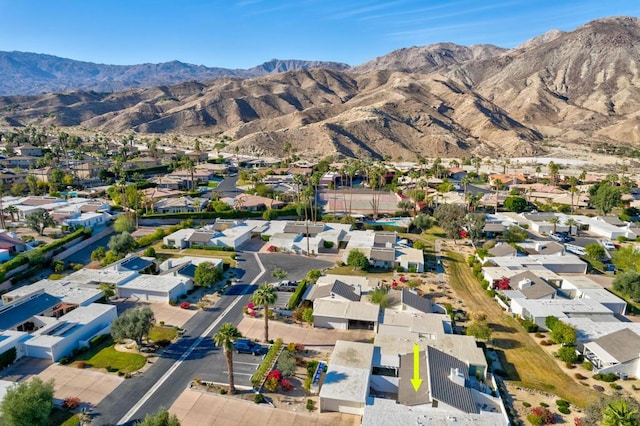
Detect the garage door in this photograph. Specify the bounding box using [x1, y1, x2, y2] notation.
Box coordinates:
[314, 316, 347, 330]
[119, 288, 168, 302]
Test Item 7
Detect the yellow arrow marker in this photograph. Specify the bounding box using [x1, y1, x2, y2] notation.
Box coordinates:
[410, 343, 423, 392]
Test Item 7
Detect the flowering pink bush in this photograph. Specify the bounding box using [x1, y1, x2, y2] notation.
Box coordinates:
[249, 310, 257, 317]
[247, 302, 255, 309]
[179, 302, 190, 309]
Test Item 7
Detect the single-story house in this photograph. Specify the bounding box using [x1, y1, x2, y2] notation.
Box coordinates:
[117, 274, 193, 303]
[313, 299, 379, 331]
[2, 280, 103, 307]
[163, 229, 195, 249]
[24, 303, 117, 362]
[583, 328, 640, 378]
[0, 291, 62, 332]
[319, 340, 374, 416]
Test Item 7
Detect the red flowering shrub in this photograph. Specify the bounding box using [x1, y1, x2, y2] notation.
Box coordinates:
[530, 406, 554, 424]
[247, 302, 255, 309]
[179, 302, 190, 309]
[280, 379, 293, 392]
[249, 310, 257, 317]
[573, 418, 584, 426]
[496, 277, 511, 290]
[267, 369, 282, 382]
[267, 245, 277, 252]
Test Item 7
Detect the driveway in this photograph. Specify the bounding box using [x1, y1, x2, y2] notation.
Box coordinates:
[237, 318, 374, 353]
[206, 350, 264, 389]
[145, 301, 198, 328]
[169, 388, 361, 426]
[257, 254, 333, 283]
[0, 358, 123, 409]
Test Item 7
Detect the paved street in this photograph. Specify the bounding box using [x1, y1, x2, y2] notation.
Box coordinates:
[215, 175, 242, 198]
[205, 350, 265, 389]
[258, 253, 334, 283]
[91, 253, 265, 425]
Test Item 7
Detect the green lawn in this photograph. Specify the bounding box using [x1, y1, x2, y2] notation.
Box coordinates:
[76, 339, 146, 373]
[148, 325, 178, 343]
[48, 409, 78, 426]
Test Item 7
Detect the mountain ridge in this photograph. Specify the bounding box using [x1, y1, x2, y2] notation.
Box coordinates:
[1, 16, 639, 159]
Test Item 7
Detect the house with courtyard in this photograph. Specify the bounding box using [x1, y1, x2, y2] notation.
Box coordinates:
[583, 328, 640, 379]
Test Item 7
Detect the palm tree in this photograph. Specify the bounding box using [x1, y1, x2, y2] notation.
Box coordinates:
[212, 323, 242, 395]
[565, 218, 578, 236]
[602, 400, 638, 426]
[251, 283, 277, 342]
[179, 156, 196, 191]
[3, 205, 18, 222]
[549, 216, 560, 234]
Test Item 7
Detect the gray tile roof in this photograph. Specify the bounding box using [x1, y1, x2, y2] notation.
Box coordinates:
[427, 346, 479, 414]
[488, 244, 516, 257]
[370, 248, 396, 262]
[187, 231, 215, 244]
[397, 350, 429, 406]
[0, 293, 62, 330]
[401, 288, 433, 314]
[483, 223, 505, 233]
[593, 328, 640, 363]
[374, 233, 396, 246]
[331, 280, 361, 302]
[509, 270, 556, 299]
[283, 222, 325, 235]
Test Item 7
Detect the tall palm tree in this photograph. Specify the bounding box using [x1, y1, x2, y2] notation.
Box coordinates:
[549, 216, 560, 234]
[3, 205, 18, 222]
[251, 283, 278, 342]
[212, 323, 242, 395]
[602, 400, 639, 426]
[565, 218, 578, 236]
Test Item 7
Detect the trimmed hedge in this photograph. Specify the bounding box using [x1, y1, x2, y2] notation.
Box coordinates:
[89, 334, 110, 348]
[0, 227, 91, 282]
[251, 338, 283, 388]
[0, 347, 16, 370]
[286, 280, 308, 311]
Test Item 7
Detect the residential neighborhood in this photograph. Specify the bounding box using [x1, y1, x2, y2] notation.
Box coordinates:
[0, 128, 637, 426]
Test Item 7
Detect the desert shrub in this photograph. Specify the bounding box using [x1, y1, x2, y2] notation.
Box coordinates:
[220, 388, 227, 395]
[593, 384, 605, 392]
[254, 393, 265, 404]
[264, 377, 279, 392]
[535, 332, 545, 338]
[574, 373, 586, 380]
[523, 402, 531, 408]
[558, 406, 571, 415]
[62, 397, 81, 410]
[582, 361, 593, 371]
[530, 406, 554, 424]
[307, 360, 319, 378]
[609, 383, 622, 390]
[539, 402, 549, 408]
[556, 399, 569, 407]
[593, 373, 618, 382]
[303, 377, 312, 391]
[277, 350, 297, 377]
[306, 399, 315, 411]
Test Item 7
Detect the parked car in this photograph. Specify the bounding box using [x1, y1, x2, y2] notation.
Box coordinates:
[275, 280, 299, 292]
[550, 233, 564, 242]
[233, 339, 263, 355]
[601, 240, 616, 250]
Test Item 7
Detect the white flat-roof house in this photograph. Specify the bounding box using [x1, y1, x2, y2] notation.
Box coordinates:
[313, 299, 379, 331]
[583, 329, 640, 379]
[24, 303, 117, 362]
[319, 340, 374, 416]
[117, 274, 193, 303]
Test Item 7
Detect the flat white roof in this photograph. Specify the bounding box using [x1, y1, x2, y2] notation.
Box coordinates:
[362, 397, 508, 426]
[564, 318, 640, 342]
[159, 256, 223, 271]
[27, 303, 116, 347]
[119, 275, 187, 293]
[67, 268, 138, 286]
[317, 274, 370, 288]
[513, 297, 614, 318]
[313, 299, 379, 322]
[3, 279, 102, 306]
[319, 340, 373, 403]
[164, 228, 195, 241]
[380, 309, 448, 336]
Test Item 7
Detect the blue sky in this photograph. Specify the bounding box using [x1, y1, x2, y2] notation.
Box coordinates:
[0, 0, 639, 68]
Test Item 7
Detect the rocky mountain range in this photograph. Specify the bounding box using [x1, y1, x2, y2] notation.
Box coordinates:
[0, 16, 639, 159]
[0, 53, 350, 96]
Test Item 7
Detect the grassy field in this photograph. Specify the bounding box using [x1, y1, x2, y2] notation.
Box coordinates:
[148, 325, 178, 343]
[446, 251, 596, 407]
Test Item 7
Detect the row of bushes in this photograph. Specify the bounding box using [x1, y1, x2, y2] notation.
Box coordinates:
[286, 280, 308, 310]
[250, 338, 283, 388]
[0, 227, 92, 282]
